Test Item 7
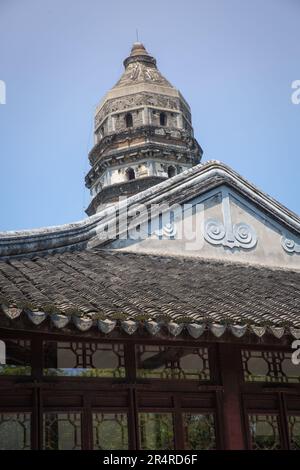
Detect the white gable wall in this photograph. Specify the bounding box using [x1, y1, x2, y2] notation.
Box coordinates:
[107, 185, 300, 270]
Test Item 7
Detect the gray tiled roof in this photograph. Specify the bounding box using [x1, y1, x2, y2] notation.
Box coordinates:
[0, 250, 299, 338]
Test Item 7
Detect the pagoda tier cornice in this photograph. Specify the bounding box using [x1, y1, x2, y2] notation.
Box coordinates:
[88, 125, 201, 165]
[85, 142, 200, 189]
[86, 176, 167, 215]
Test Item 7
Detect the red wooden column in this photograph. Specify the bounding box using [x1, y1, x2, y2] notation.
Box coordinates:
[218, 342, 245, 449]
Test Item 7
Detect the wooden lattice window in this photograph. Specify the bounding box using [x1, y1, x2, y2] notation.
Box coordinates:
[43, 412, 82, 450]
[0, 339, 31, 376]
[0, 412, 31, 450]
[93, 413, 128, 450]
[248, 414, 281, 450]
[242, 349, 300, 383]
[135, 344, 210, 381]
[43, 341, 125, 378]
[183, 413, 216, 450]
[288, 415, 300, 450]
[138, 412, 174, 450]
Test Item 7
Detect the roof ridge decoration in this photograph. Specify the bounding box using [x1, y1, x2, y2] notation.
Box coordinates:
[282, 237, 300, 254]
[203, 187, 257, 249]
[0, 161, 299, 260]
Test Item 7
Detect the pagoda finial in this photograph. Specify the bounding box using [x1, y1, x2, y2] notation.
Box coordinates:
[123, 42, 154, 68]
[130, 42, 148, 57]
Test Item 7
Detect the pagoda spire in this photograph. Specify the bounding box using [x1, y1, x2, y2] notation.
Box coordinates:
[85, 43, 202, 215]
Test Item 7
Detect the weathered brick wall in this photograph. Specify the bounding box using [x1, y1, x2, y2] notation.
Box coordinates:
[150, 109, 178, 128]
[114, 109, 144, 132]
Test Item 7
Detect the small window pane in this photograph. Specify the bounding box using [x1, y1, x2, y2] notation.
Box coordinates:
[160, 112, 167, 126]
[242, 349, 300, 383]
[183, 413, 216, 450]
[248, 414, 281, 450]
[167, 166, 176, 178]
[93, 413, 128, 450]
[43, 412, 81, 450]
[0, 412, 31, 450]
[126, 167, 135, 181]
[125, 113, 133, 128]
[43, 341, 125, 377]
[0, 339, 31, 376]
[288, 416, 300, 450]
[138, 413, 174, 450]
[136, 345, 210, 380]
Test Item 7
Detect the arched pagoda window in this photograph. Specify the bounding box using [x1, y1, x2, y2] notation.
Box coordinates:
[126, 167, 135, 181]
[160, 112, 167, 126]
[167, 166, 176, 178]
[125, 113, 133, 128]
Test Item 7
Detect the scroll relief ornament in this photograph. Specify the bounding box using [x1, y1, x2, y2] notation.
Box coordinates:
[204, 194, 257, 250]
[281, 237, 300, 254]
[154, 222, 177, 239]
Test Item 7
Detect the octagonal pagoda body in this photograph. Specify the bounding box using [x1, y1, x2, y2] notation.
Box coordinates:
[85, 43, 202, 215]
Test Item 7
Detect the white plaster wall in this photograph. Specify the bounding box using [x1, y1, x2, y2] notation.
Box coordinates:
[90, 160, 190, 194]
[107, 188, 300, 270]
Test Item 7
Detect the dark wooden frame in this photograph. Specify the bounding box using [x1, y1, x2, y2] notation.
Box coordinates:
[0, 328, 299, 450]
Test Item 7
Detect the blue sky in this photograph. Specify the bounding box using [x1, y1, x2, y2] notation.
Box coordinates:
[0, 0, 299, 230]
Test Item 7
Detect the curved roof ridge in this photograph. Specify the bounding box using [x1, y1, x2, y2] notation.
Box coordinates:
[0, 160, 299, 259]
